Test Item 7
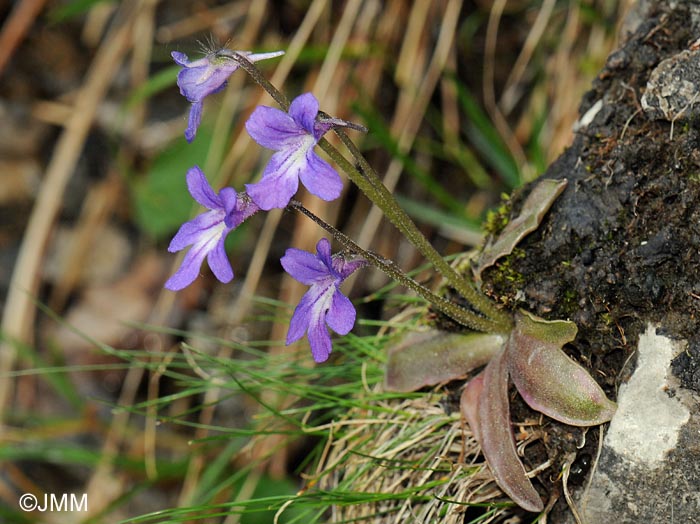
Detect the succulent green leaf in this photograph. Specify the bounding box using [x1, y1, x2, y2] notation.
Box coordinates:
[384, 329, 505, 392]
[475, 178, 567, 281]
[507, 311, 617, 426]
[476, 349, 544, 512]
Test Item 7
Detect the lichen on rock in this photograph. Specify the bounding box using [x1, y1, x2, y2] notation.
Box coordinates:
[641, 49, 700, 122]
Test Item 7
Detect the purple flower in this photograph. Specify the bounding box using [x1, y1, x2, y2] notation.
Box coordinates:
[281, 238, 366, 362]
[171, 49, 284, 142]
[165, 165, 259, 291]
[245, 93, 344, 210]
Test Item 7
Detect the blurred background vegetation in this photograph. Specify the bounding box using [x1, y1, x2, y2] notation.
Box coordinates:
[0, 0, 628, 522]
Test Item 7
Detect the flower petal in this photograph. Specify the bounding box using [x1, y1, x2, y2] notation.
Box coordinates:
[171, 51, 190, 66]
[281, 248, 331, 285]
[164, 241, 209, 291]
[227, 193, 260, 229]
[177, 66, 208, 99]
[245, 50, 285, 63]
[245, 149, 302, 210]
[286, 286, 325, 344]
[314, 238, 333, 269]
[307, 305, 333, 363]
[325, 289, 355, 335]
[177, 58, 236, 96]
[167, 210, 222, 252]
[331, 257, 366, 280]
[286, 309, 309, 345]
[219, 187, 238, 218]
[202, 59, 239, 87]
[299, 150, 343, 202]
[186, 166, 221, 209]
[172, 52, 210, 71]
[185, 101, 203, 143]
[206, 235, 233, 283]
[246, 105, 306, 150]
[288, 93, 319, 135]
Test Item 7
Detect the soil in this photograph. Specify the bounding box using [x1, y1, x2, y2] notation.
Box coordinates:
[440, 2, 700, 519]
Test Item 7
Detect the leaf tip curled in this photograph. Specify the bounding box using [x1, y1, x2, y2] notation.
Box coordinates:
[508, 311, 617, 426]
[460, 372, 484, 443]
[475, 178, 568, 280]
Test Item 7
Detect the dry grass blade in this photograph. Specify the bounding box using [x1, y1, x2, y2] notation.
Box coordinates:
[0, 0, 47, 75]
[499, 0, 556, 115]
[347, 0, 464, 294]
[483, 0, 529, 179]
[0, 1, 137, 423]
[317, 391, 510, 524]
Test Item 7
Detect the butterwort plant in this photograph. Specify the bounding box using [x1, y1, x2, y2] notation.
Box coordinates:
[165, 44, 617, 513]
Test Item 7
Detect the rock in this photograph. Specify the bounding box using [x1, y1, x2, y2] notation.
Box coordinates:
[566, 324, 700, 524]
[641, 49, 700, 122]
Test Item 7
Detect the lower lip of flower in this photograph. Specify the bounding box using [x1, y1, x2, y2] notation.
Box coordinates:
[284, 134, 316, 170]
[199, 217, 227, 251]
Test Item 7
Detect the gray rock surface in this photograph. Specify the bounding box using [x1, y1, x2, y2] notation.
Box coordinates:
[570, 325, 700, 524]
[642, 49, 700, 122]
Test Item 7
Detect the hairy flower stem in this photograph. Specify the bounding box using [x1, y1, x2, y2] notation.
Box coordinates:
[322, 131, 512, 330]
[288, 201, 505, 333]
[235, 52, 512, 333]
[233, 52, 290, 109]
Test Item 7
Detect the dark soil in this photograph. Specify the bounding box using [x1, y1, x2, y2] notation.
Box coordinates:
[446, 2, 700, 519]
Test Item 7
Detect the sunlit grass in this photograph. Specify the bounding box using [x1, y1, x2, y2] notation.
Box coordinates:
[5, 289, 509, 523]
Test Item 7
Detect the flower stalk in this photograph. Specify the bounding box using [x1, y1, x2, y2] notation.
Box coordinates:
[288, 200, 506, 333]
[234, 52, 512, 333]
[321, 130, 512, 330]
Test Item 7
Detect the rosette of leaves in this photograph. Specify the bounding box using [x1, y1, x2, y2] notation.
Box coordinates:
[385, 179, 616, 513]
[386, 312, 616, 513]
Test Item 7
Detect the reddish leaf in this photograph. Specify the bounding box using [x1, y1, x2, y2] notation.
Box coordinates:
[507, 311, 617, 426]
[385, 329, 505, 392]
[477, 349, 544, 512]
[460, 372, 484, 442]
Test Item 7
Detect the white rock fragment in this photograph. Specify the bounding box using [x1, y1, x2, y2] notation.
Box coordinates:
[573, 99, 603, 132]
[605, 323, 690, 467]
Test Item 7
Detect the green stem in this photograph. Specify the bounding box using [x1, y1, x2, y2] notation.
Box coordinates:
[288, 201, 504, 333]
[326, 130, 512, 329]
[233, 52, 290, 110]
[234, 52, 512, 333]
